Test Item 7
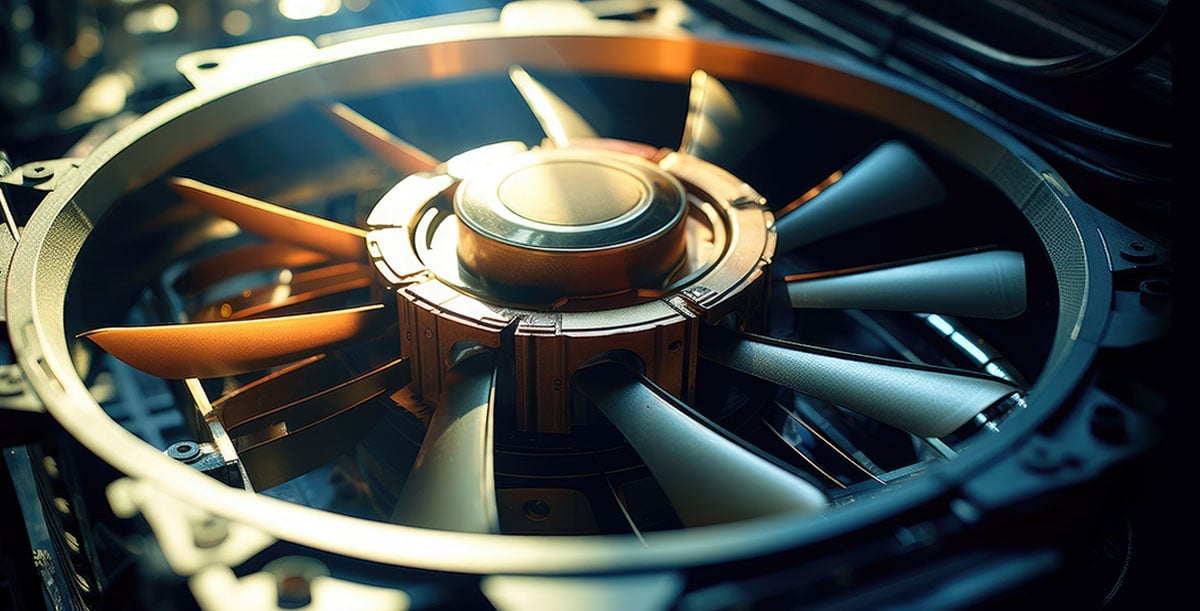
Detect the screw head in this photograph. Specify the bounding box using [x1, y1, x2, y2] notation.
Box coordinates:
[523, 499, 551, 521]
[24, 164, 54, 180]
[1119, 241, 1156, 263]
[167, 441, 202, 462]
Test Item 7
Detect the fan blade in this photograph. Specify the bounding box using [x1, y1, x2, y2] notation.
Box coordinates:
[80, 304, 389, 379]
[174, 242, 330, 296]
[392, 352, 499, 533]
[701, 328, 1019, 438]
[574, 363, 826, 527]
[322, 102, 440, 175]
[786, 249, 1026, 319]
[228, 356, 409, 440]
[509, 66, 598, 147]
[168, 177, 367, 261]
[774, 141, 946, 252]
[192, 262, 375, 322]
[231, 357, 407, 490]
[679, 70, 748, 164]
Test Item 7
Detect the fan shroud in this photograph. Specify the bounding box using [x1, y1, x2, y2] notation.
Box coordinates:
[3, 16, 1139, 607]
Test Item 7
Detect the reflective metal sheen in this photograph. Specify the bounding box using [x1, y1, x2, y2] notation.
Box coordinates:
[455, 149, 688, 296]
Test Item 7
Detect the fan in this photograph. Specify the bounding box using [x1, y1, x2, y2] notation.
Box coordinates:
[3, 6, 1157, 608]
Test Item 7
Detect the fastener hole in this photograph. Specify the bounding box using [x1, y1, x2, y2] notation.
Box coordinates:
[1140, 279, 1170, 296]
[523, 499, 551, 521]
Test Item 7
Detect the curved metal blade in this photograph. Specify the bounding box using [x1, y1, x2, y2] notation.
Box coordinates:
[574, 363, 826, 527]
[192, 262, 375, 322]
[680, 70, 751, 165]
[228, 357, 410, 441]
[173, 242, 330, 296]
[168, 177, 368, 261]
[80, 304, 389, 379]
[774, 141, 946, 252]
[322, 102, 440, 175]
[212, 353, 408, 490]
[787, 249, 1026, 319]
[509, 66, 598, 147]
[700, 328, 1019, 438]
[392, 352, 499, 533]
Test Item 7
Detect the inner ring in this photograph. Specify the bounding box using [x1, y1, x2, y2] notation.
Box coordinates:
[455, 149, 686, 251]
[498, 161, 650, 228]
[451, 148, 690, 299]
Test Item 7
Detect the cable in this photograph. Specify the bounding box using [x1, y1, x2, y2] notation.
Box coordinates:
[856, 0, 1173, 80]
[710, 0, 1173, 195]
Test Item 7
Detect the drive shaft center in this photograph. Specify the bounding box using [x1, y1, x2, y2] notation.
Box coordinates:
[454, 149, 688, 298]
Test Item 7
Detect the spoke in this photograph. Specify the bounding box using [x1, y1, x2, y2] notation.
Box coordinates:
[786, 249, 1026, 319]
[173, 242, 330, 296]
[700, 328, 1020, 439]
[322, 102, 440, 175]
[774, 141, 946, 252]
[509, 66, 598, 147]
[392, 352, 499, 533]
[192, 262, 374, 322]
[168, 177, 368, 261]
[574, 363, 826, 528]
[80, 304, 390, 379]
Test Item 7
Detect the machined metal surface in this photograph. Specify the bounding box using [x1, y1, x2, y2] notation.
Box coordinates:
[4, 11, 1116, 587]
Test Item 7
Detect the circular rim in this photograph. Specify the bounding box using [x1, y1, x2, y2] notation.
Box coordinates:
[6, 21, 1111, 575]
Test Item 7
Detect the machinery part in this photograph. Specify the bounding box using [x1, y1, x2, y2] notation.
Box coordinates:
[1, 5, 1165, 608]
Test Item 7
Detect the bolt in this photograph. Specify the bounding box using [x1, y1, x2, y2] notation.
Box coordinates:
[167, 441, 203, 463]
[523, 499, 551, 522]
[1119, 241, 1156, 263]
[24, 164, 53, 180]
[264, 557, 328, 607]
[1139, 278, 1170, 297]
[65, 531, 81, 554]
[1090, 405, 1128, 444]
[42, 455, 60, 479]
[192, 516, 229, 548]
[949, 498, 981, 524]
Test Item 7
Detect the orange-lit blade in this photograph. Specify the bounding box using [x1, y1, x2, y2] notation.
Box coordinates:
[323, 102, 440, 175]
[168, 177, 367, 261]
[678, 70, 765, 167]
[80, 304, 389, 379]
[174, 243, 331, 296]
[192, 262, 375, 322]
[509, 66, 598, 147]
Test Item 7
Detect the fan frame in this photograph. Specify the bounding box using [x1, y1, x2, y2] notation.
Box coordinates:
[5, 19, 1113, 576]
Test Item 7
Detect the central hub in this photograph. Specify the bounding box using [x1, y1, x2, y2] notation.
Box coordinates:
[498, 161, 645, 226]
[367, 141, 774, 433]
[454, 149, 688, 298]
